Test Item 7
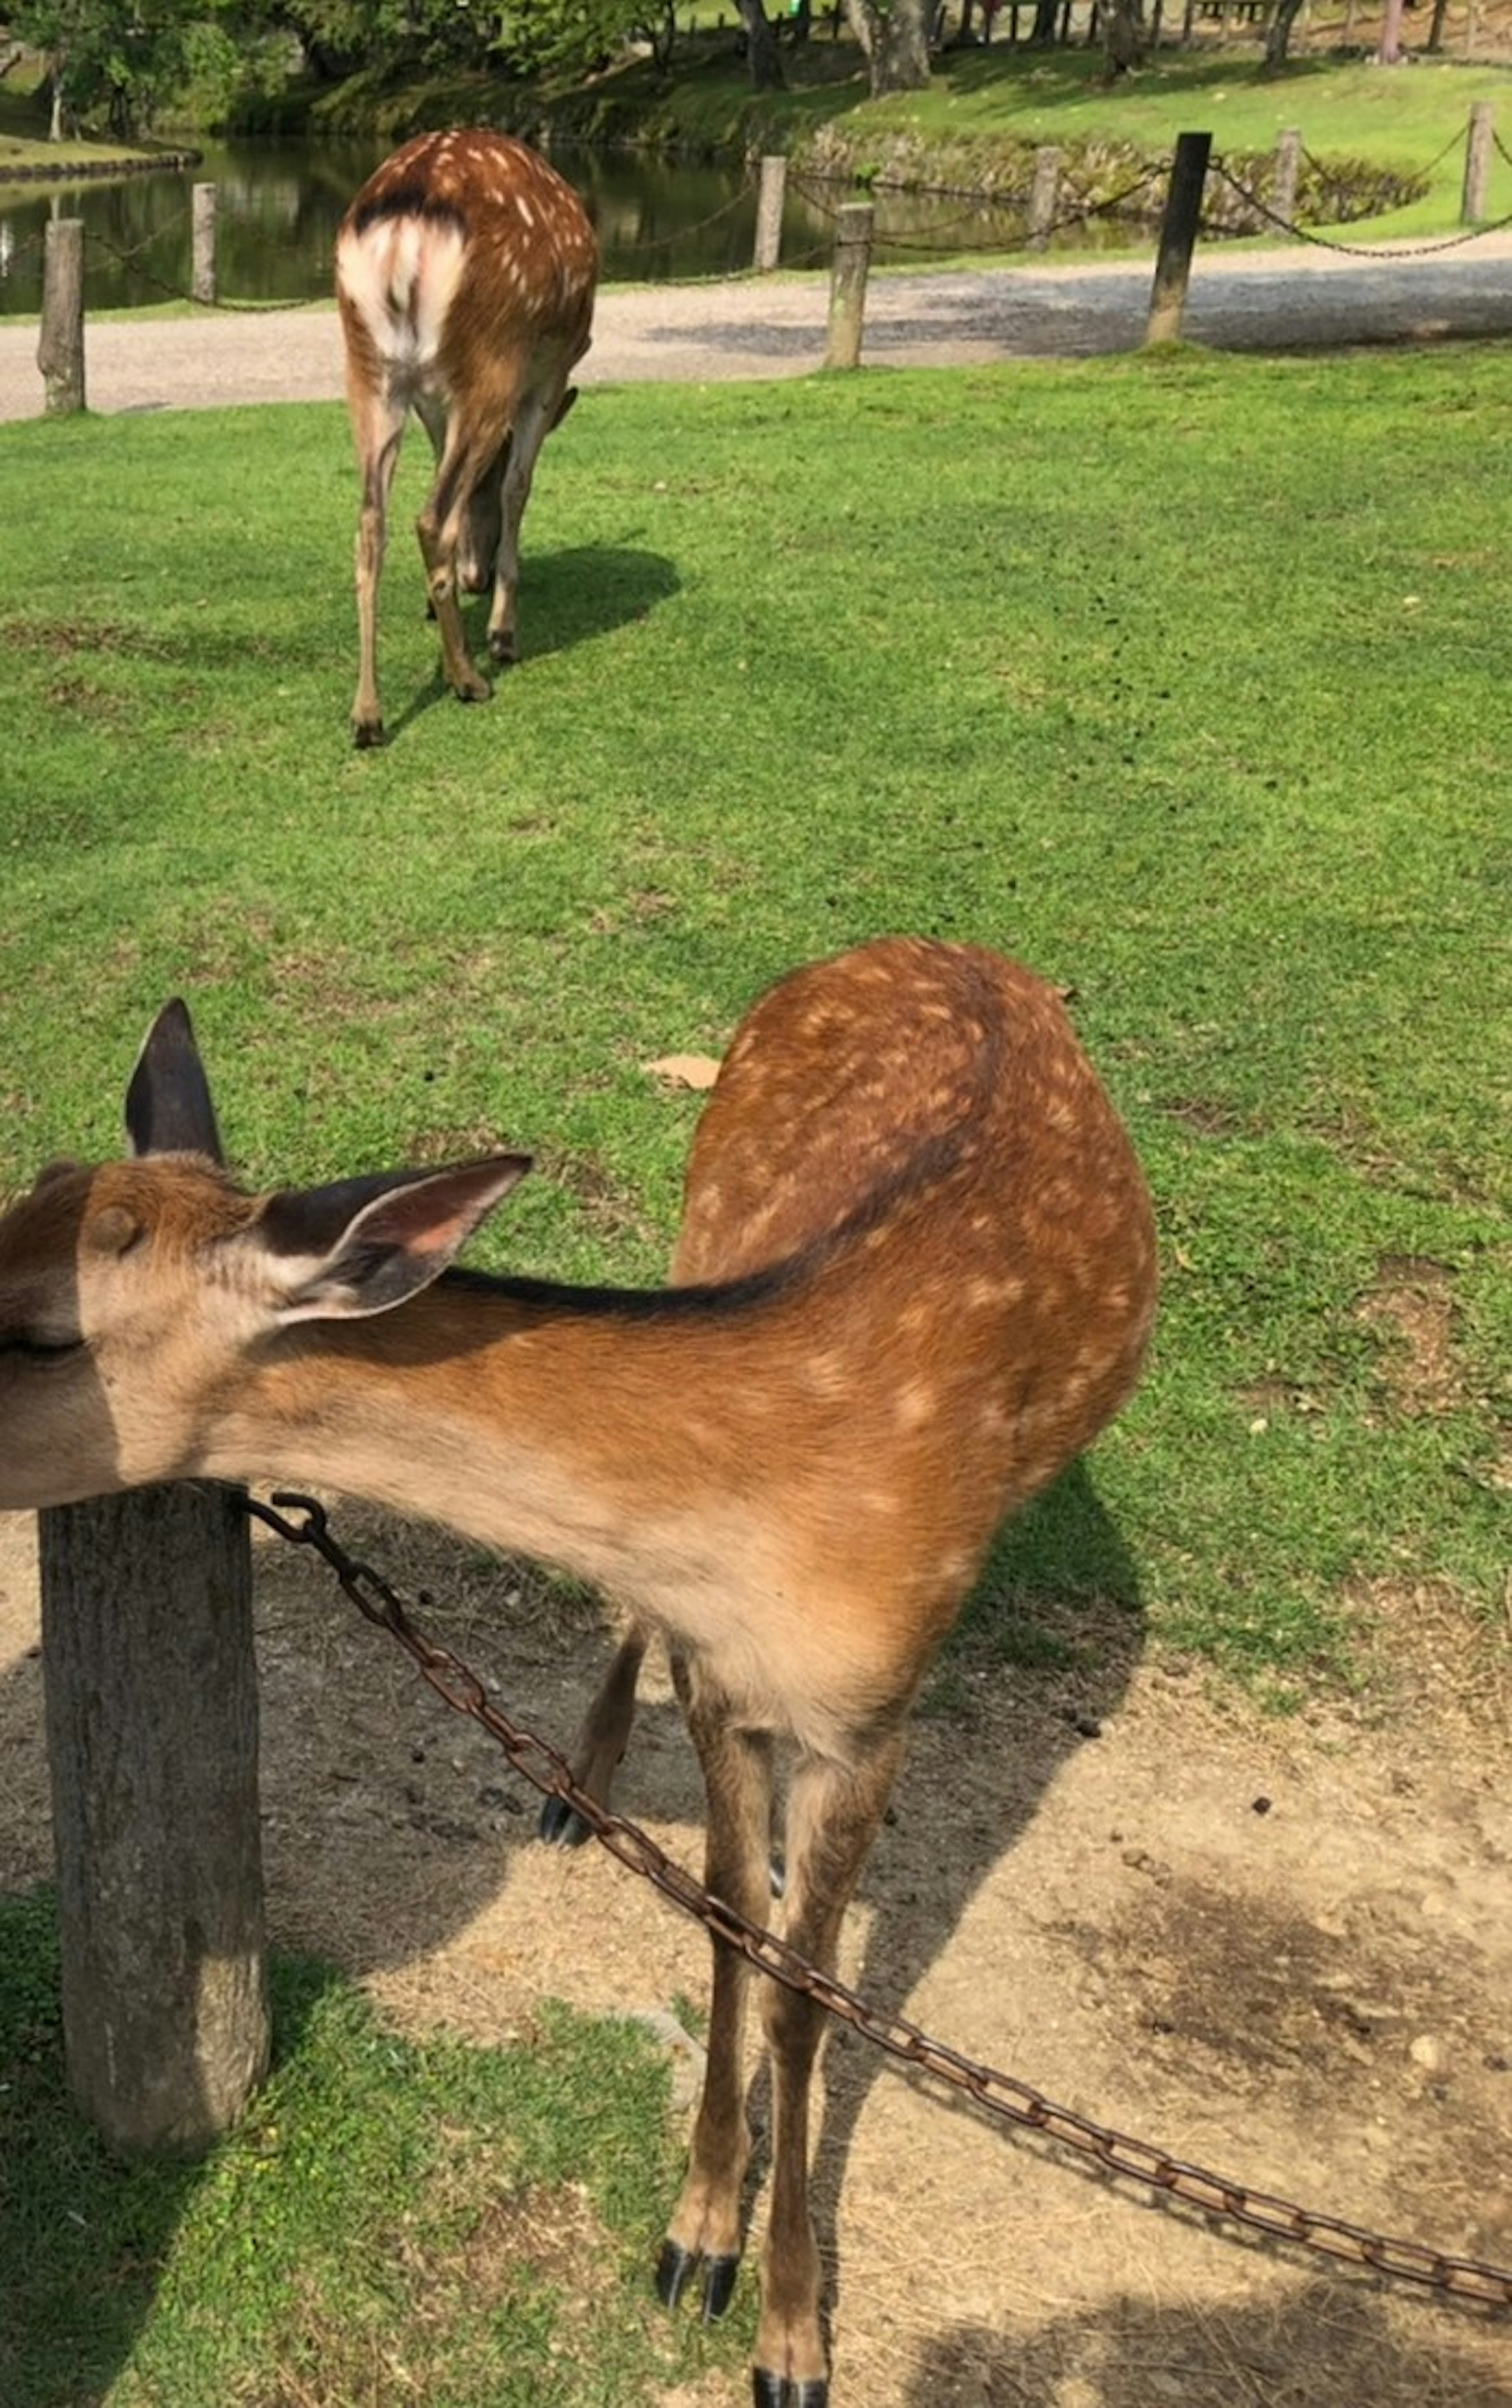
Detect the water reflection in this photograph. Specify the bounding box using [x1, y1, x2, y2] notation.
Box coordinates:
[0, 135, 1144, 317]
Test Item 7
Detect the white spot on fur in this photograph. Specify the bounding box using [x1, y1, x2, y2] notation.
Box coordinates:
[894, 1382, 934, 1429]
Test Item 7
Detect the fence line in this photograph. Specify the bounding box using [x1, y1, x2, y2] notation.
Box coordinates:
[27, 107, 1509, 401]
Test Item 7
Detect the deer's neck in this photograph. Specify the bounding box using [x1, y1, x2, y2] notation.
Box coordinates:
[213, 1270, 802, 1630]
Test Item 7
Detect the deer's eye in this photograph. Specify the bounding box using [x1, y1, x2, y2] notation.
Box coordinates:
[0, 1329, 85, 1361]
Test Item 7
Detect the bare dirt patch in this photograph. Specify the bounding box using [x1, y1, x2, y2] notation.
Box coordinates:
[2, 1499, 1510, 2408]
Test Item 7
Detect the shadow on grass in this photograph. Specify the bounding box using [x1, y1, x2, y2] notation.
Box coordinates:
[0, 1897, 338, 2408]
[380, 541, 680, 743]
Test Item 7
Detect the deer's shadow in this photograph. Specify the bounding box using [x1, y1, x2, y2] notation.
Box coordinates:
[382, 540, 680, 741]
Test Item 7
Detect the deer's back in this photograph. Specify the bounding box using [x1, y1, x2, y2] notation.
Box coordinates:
[670, 941, 1156, 1667]
[335, 129, 597, 395]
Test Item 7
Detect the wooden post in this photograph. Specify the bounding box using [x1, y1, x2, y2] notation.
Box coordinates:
[754, 154, 787, 272]
[1461, 102, 1493, 222]
[1027, 146, 1062, 248]
[1146, 131, 1211, 346]
[40, 1482, 269, 2152]
[1272, 126, 1302, 233]
[825, 201, 874, 370]
[37, 216, 85, 417]
[191, 181, 217, 306]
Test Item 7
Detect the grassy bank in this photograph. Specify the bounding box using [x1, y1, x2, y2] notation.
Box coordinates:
[290, 47, 1512, 237]
[1, 347, 1506, 1695]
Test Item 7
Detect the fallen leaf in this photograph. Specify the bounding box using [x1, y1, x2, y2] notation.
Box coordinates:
[644, 1054, 721, 1091]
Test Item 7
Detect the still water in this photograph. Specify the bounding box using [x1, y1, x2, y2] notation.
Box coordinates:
[0, 133, 1135, 317]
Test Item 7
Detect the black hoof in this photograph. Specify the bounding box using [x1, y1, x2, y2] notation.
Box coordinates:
[702, 2252, 741, 2321]
[487, 633, 518, 666]
[656, 2238, 697, 2309]
[655, 2239, 741, 2321]
[752, 2373, 828, 2408]
[538, 1795, 592, 1849]
[352, 721, 386, 750]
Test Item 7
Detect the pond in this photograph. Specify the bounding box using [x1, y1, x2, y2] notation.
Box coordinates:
[0, 133, 1145, 318]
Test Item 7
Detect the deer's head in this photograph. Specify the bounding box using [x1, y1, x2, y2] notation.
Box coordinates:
[0, 1003, 528, 1511]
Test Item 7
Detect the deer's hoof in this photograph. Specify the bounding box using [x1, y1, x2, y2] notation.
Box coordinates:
[487, 631, 519, 666]
[352, 719, 386, 750]
[538, 1796, 591, 1849]
[655, 2239, 741, 2322]
[752, 2373, 828, 2408]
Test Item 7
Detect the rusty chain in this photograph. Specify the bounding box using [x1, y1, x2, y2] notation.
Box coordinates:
[1208, 155, 1512, 257]
[244, 1488, 1512, 2315]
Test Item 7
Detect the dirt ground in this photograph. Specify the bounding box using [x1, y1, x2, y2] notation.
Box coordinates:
[6, 230, 1512, 422]
[2, 1487, 1509, 2408]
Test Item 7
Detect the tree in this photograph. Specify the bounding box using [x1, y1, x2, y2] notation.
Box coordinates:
[1097, 0, 1145, 78]
[10, 0, 256, 135]
[1262, 0, 1306, 70]
[843, 0, 929, 96]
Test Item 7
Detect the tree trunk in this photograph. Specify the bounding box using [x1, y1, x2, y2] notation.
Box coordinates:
[845, 0, 932, 89]
[1376, 0, 1405, 59]
[1263, 0, 1307, 68]
[736, 0, 788, 85]
[40, 1482, 269, 2152]
[1100, 0, 1145, 72]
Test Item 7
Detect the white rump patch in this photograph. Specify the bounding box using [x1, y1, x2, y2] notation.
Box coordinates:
[336, 214, 468, 376]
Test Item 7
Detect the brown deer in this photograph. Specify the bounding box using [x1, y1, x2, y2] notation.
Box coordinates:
[335, 128, 597, 747]
[0, 937, 1156, 2407]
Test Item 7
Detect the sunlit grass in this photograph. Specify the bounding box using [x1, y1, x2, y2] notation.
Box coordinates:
[0, 349, 1507, 1689]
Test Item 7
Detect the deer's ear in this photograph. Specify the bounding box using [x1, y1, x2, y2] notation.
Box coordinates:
[126, 1000, 224, 1165]
[252, 1156, 532, 1323]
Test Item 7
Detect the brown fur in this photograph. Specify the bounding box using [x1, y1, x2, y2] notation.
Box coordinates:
[334, 130, 597, 746]
[0, 938, 1156, 2403]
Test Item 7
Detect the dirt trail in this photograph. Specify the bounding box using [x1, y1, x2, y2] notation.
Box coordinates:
[4, 231, 1512, 420]
[2, 1498, 1509, 2407]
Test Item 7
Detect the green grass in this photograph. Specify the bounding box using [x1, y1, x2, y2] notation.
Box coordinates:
[0, 1888, 739, 2407]
[0, 348, 1508, 1695]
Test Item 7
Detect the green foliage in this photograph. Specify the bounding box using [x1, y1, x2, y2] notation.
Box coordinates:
[0, 352, 1507, 1694]
[6, 0, 262, 135]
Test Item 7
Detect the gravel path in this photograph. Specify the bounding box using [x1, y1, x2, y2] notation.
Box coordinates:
[4, 229, 1512, 419]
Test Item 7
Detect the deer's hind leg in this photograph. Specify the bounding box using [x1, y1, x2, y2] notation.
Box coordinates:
[539, 1623, 649, 1847]
[750, 1727, 907, 2408]
[415, 405, 515, 704]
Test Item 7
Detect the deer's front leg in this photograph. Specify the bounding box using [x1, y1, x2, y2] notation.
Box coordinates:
[658, 1656, 774, 2321]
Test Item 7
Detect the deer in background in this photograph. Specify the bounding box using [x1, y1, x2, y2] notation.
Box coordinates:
[0, 937, 1157, 2406]
[335, 129, 598, 747]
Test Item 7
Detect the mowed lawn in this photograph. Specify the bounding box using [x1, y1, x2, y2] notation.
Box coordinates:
[0, 342, 1507, 1691]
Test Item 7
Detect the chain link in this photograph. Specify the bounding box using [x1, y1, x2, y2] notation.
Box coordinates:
[1209, 155, 1512, 257]
[244, 1488, 1512, 2315]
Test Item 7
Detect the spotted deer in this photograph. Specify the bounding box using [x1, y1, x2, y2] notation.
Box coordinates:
[0, 937, 1156, 2407]
[335, 128, 597, 746]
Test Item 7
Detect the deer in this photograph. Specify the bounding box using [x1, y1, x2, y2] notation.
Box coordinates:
[334, 128, 598, 748]
[0, 937, 1157, 2408]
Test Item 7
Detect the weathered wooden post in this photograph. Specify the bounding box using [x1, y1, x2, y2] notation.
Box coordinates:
[1461, 102, 1494, 223]
[1027, 146, 1062, 249]
[41, 1481, 269, 2151]
[824, 201, 874, 370]
[754, 154, 787, 272]
[191, 181, 218, 306]
[1145, 132, 1212, 346]
[37, 215, 85, 417]
[1272, 127, 1302, 233]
